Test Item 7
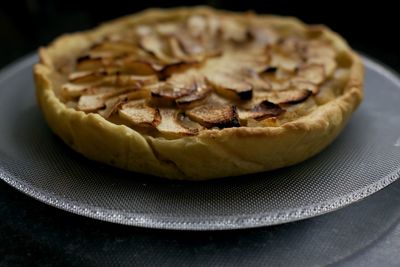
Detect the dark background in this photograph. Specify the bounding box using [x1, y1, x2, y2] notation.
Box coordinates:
[0, 0, 399, 70]
[1, 1, 400, 266]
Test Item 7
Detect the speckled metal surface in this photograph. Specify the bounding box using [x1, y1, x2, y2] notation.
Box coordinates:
[0, 54, 399, 230]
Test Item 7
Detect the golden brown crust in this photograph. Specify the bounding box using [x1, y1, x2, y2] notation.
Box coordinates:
[34, 6, 364, 180]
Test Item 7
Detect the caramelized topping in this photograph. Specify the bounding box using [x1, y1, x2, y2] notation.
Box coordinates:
[60, 13, 340, 137]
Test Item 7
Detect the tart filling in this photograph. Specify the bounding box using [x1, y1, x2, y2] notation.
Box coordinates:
[57, 13, 350, 138]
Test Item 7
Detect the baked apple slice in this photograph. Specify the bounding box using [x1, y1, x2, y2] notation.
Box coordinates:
[207, 72, 253, 100]
[186, 104, 240, 128]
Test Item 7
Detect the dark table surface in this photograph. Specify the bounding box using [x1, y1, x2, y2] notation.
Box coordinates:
[1, 1, 400, 266]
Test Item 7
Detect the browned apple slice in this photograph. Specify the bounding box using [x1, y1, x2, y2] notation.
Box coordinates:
[207, 73, 253, 100]
[186, 104, 240, 128]
[270, 89, 312, 104]
[297, 64, 325, 84]
[156, 109, 198, 136]
[149, 82, 193, 106]
[239, 100, 285, 122]
[118, 101, 161, 128]
[150, 72, 207, 105]
[98, 89, 151, 118]
[77, 87, 134, 112]
[175, 74, 212, 108]
[148, 83, 176, 106]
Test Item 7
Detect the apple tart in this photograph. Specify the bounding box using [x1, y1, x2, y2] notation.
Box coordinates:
[34, 7, 364, 180]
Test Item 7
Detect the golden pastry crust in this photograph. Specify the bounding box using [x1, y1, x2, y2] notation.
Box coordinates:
[34, 7, 364, 180]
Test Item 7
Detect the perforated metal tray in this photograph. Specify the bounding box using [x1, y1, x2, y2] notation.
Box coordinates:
[0, 54, 399, 230]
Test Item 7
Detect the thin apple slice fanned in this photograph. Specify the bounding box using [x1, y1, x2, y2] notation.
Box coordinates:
[139, 34, 178, 64]
[207, 73, 253, 100]
[186, 104, 240, 128]
[269, 89, 312, 105]
[68, 70, 108, 84]
[169, 37, 191, 61]
[161, 61, 202, 78]
[240, 69, 272, 91]
[175, 88, 211, 109]
[98, 89, 151, 118]
[150, 72, 208, 106]
[149, 82, 193, 106]
[77, 87, 135, 112]
[157, 109, 198, 136]
[118, 101, 161, 128]
[238, 100, 285, 122]
[61, 83, 96, 99]
[173, 72, 212, 108]
[75, 56, 108, 71]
